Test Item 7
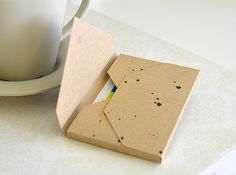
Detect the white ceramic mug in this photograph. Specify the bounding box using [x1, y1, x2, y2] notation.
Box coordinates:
[0, 0, 90, 81]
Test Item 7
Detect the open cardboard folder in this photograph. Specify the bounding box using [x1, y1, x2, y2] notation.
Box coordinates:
[56, 18, 199, 162]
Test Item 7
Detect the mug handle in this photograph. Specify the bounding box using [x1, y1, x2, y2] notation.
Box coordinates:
[61, 0, 90, 40]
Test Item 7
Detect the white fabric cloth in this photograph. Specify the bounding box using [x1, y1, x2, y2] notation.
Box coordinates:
[0, 10, 235, 175]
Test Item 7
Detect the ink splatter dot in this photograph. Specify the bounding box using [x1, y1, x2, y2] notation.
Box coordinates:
[121, 137, 124, 140]
[134, 115, 137, 117]
[132, 69, 135, 71]
[152, 134, 155, 136]
[140, 68, 143, 71]
[124, 81, 127, 83]
[136, 79, 140, 82]
[174, 81, 176, 83]
[118, 118, 121, 120]
[92, 134, 95, 137]
[151, 92, 154, 95]
[99, 120, 102, 123]
[117, 139, 121, 142]
[176, 86, 181, 89]
[154, 98, 162, 107]
[159, 150, 163, 154]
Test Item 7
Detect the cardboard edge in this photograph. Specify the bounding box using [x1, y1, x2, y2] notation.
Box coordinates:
[160, 69, 200, 159]
[67, 128, 161, 162]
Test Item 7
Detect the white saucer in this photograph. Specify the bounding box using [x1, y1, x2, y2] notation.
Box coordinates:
[0, 36, 70, 96]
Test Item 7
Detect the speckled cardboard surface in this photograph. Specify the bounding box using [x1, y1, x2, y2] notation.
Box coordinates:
[56, 18, 199, 162]
[105, 58, 199, 160]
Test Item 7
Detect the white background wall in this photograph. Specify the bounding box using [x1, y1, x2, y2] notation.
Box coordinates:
[90, 0, 236, 71]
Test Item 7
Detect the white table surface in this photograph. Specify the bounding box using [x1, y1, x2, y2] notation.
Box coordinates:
[0, 11, 236, 175]
[91, 0, 236, 71]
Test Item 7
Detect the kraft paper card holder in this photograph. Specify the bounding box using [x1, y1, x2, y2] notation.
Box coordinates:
[56, 18, 200, 162]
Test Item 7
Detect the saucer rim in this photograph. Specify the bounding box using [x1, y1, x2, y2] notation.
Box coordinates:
[0, 61, 63, 97]
[0, 36, 69, 97]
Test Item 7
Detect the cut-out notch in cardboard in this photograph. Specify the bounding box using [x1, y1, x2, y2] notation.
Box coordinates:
[56, 18, 200, 162]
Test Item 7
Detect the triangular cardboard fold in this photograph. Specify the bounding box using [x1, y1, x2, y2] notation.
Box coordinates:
[56, 18, 199, 162]
[67, 99, 161, 162]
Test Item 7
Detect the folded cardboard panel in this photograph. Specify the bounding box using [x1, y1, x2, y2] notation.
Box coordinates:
[56, 18, 200, 162]
[105, 62, 199, 156]
[56, 18, 115, 130]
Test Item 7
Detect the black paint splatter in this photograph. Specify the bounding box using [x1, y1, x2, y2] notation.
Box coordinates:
[176, 86, 181, 89]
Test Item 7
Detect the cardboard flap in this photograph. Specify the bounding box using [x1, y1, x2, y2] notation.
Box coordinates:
[104, 62, 199, 155]
[108, 54, 161, 86]
[56, 18, 116, 129]
[67, 100, 120, 145]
